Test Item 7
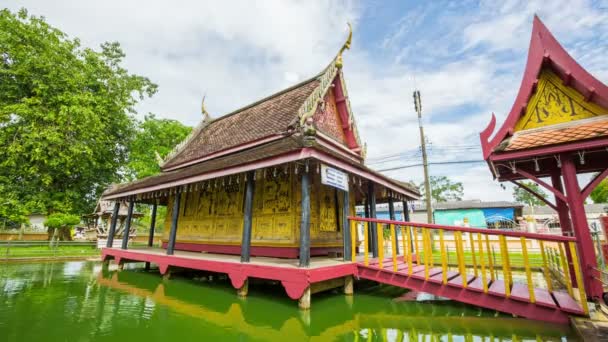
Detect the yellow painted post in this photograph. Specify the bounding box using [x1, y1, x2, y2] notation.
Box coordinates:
[440, 229, 447, 284]
[477, 232, 488, 293]
[377, 224, 384, 269]
[401, 225, 408, 259]
[568, 241, 589, 315]
[455, 231, 467, 287]
[364, 222, 369, 266]
[485, 235, 495, 281]
[520, 237, 535, 303]
[351, 220, 357, 262]
[406, 226, 413, 275]
[428, 229, 434, 268]
[423, 229, 430, 279]
[414, 228, 420, 265]
[469, 232, 478, 277]
[538, 240, 553, 291]
[390, 224, 397, 272]
[499, 235, 511, 297]
[558, 242, 573, 297]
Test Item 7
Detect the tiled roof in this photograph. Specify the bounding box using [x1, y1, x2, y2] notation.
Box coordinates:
[500, 116, 608, 151]
[162, 77, 320, 169]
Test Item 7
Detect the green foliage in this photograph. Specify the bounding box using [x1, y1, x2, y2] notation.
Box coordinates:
[126, 114, 191, 180]
[512, 181, 547, 206]
[0, 8, 157, 221]
[590, 178, 608, 203]
[44, 213, 80, 229]
[418, 176, 464, 202]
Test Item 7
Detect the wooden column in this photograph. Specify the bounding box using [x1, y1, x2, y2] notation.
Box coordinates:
[561, 154, 602, 298]
[121, 200, 135, 250]
[367, 182, 378, 258]
[403, 200, 414, 253]
[342, 188, 351, 261]
[241, 171, 255, 263]
[148, 202, 158, 247]
[299, 170, 311, 268]
[388, 197, 399, 254]
[106, 202, 120, 248]
[551, 172, 576, 285]
[167, 189, 182, 256]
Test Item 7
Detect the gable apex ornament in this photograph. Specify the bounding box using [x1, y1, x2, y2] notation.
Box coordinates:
[201, 95, 212, 123]
[335, 22, 352, 69]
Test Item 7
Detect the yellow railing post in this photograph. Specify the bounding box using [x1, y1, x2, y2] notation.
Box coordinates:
[538, 240, 553, 291]
[455, 231, 467, 287]
[377, 224, 384, 269]
[440, 229, 447, 284]
[423, 229, 430, 279]
[477, 233, 488, 293]
[390, 224, 397, 272]
[350, 220, 357, 262]
[558, 242, 573, 297]
[414, 228, 420, 265]
[485, 235, 495, 281]
[469, 232, 478, 277]
[499, 235, 511, 297]
[568, 241, 589, 315]
[406, 226, 413, 275]
[401, 225, 408, 260]
[364, 222, 369, 266]
[520, 237, 535, 303]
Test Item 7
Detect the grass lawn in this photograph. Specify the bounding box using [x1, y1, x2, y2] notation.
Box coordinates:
[0, 244, 100, 259]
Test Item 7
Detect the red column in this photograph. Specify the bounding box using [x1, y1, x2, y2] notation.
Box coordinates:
[551, 172, 577, 285]
[561, 154, 603, 298]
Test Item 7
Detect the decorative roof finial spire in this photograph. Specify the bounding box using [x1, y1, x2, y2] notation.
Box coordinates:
[335, 22, 352, 69]
[201, 94, 212, 123]
[154, 150, 164, 166]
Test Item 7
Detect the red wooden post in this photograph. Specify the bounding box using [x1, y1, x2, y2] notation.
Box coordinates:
[561, 154, 603, 298]
[551, 172, 577, 286]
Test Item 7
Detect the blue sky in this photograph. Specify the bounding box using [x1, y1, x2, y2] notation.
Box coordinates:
[6, 0, 608, 201]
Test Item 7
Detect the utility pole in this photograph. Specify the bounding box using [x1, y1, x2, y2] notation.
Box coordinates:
[413, 90, 433, 224]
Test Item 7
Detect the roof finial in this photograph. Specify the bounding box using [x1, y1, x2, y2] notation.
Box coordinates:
[335, 22, 352, 69]
[201, 94, 212, 123]
[154, 150, 164, 166]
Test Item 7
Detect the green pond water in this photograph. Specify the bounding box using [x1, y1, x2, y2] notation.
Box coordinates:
[0, 261, 578, 341]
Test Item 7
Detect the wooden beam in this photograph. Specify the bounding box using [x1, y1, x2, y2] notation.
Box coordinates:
[299, 170, 311, 267]
[510, 180, 558, 211]
[121, 200, 135, 250]
[106, 202, 120, 248]
[167, 190, 182, 256]
[241, 171, 255, 263]
[581, 167, 608, 199]
[515, 168, 568, 203]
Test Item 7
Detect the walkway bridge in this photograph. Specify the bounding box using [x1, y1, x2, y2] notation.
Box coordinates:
[349, 217, 589, 324]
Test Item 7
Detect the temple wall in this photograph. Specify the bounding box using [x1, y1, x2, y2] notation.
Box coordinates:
[162, 170, 355, 250]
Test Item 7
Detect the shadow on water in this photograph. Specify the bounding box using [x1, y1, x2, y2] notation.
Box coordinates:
[0, 261, 579, 341]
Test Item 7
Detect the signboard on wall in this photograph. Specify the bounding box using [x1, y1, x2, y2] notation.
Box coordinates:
[321, 164, 348, 191]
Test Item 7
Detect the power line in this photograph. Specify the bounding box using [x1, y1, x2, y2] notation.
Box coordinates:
[377, 159, 486, 172]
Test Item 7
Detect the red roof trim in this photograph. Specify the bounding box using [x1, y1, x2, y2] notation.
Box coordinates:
[480, 15, 608, 160]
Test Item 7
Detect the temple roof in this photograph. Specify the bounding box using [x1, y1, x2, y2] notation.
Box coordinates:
[480, 16, 608, 160]
[161, 76, 321, 170]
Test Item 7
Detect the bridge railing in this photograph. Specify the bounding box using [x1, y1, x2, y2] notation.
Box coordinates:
[348, 216, 588, 314]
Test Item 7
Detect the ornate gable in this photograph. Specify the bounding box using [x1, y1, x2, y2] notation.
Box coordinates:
[514, 69, 607, 132]
[313, 81, 347, 144]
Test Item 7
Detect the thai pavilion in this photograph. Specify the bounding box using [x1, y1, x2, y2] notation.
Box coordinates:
[101, 26, 419, 305]
[480, 16, 608, 300]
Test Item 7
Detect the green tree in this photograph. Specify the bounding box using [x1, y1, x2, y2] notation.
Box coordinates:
[418, 176, 464, 202]
[590, 178, 608, 204]
[126, 114, 192, 180]
[512, 181, 547, 206]
[44, 213, 80, 241]
[0, 9, 157, 222]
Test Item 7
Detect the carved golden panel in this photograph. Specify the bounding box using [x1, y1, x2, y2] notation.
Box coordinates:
[274, 214, 293, 240]
[319, 185, 337, 232]
[253, 216, 273, 241]
[514, 69, 607, 132]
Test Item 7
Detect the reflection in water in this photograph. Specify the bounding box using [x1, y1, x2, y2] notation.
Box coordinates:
[0, 261, 578, 341]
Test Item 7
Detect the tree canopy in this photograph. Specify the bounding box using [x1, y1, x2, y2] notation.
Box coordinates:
[590, 178, 608, 204]
[418, 176, 464, 203]
[512, 181, 547, 206]
[126, 114, 192, 181]
[0, 9, 157, 222]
